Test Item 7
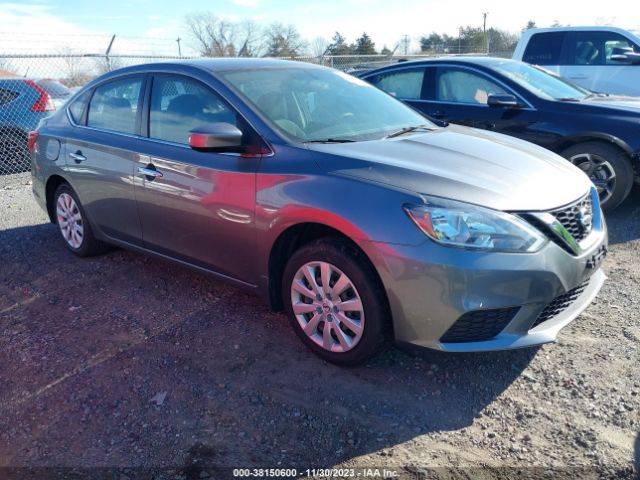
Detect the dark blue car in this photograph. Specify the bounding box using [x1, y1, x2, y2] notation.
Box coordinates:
[361, 57, 640, 211]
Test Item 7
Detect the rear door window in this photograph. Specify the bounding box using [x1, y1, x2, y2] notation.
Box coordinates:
[369, 68, 426, 99]
[67, 90, 92, 125]
[87, 77, 142, 134]
[0, 87, 19, 106]
[523, 32, 567, 65]
[149, 75, 238, 145]
[36, 79, 71, 99]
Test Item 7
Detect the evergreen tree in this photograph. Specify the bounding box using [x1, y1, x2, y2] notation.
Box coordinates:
[354, 32, 376, 54]
[327, 32, 353, 55]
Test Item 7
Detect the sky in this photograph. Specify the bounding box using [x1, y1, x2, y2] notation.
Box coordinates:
[0, 0, 639, 56]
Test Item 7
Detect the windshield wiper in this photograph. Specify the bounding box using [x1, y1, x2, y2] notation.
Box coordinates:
[304, 138, 356, 143]
[385, 124, 433, 139]
[585, 92, 609, 99]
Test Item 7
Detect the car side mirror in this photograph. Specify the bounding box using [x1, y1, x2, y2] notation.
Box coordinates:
[610, 52, 640, 64]
[487, 94, 521, 108]
[189, 123, 243, 152]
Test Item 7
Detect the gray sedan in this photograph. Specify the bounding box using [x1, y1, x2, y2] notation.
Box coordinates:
[30, 59, 607, 365]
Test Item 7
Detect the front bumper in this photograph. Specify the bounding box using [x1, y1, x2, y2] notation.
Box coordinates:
[364, 205, 608, 352]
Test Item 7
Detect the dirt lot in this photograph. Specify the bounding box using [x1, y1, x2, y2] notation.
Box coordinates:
[1, 173, 639, 479]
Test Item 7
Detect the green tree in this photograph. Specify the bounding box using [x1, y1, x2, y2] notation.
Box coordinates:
[327, 32, 353, 55]
[457, 26, 485, 53]
[380, 45, 392, 56]
[524, 20, 537, 30]
[264, 23, 306, 57]
[420, 32, 443, 52]
[487, 28, 519, 53]
[353, 32, 376, 54]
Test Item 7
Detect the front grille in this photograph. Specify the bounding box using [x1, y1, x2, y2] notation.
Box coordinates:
[529, 279, 589, 330]
[440, 307, 520, 343]
[550, 193, 593, 243]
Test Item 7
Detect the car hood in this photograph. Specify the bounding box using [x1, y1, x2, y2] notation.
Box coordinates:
[307, 125, 591, 212]
[580, 94, 640, 113]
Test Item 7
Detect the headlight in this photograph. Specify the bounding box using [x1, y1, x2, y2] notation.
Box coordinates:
[404, 196, 546, 253]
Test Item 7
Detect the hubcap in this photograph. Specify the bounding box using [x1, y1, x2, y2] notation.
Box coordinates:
[290, 261, 364, 353]
[56, 193, 84, 249]
[569, 153, 616, 205]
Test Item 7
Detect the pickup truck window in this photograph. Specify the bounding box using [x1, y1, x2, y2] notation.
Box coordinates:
[523, 32, 567, 65]
[568, 31, 640, 65]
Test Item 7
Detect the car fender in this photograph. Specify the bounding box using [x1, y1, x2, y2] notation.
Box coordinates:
[551, 131, 635, 157]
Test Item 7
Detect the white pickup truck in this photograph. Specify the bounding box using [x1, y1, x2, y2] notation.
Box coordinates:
[513, 26, 640, 96]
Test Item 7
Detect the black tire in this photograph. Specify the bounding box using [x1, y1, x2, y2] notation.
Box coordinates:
[53, 183, 110, 257]
[282, 237, 390, 366]
[560, 141, 634, 212]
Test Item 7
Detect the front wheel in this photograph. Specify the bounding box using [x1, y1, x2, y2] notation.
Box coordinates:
[282, 238, 389, 366]
[560, 142, 634, 212]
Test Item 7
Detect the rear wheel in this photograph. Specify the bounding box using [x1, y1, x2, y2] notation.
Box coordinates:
[54, 184, 110, 257]
[560, 142, 634, 212]
[282, 238, 389, 366]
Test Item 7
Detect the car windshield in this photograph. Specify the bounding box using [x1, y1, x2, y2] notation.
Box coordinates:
[489, 61, 590, 101]
[219, 67, 434, 142]
[36, 79, 72, 98]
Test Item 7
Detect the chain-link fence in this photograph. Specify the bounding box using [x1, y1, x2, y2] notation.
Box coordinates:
[0, 54, 187, 178]
[0, 50, 512, 181]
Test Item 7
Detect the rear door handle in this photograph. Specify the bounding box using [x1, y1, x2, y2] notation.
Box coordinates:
[69, 151, 86, 163]
[137, 166, 163, 178]
[568, 75, 588, 80]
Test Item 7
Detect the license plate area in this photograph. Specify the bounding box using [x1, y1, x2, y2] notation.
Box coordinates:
[586, 244, 607, 271]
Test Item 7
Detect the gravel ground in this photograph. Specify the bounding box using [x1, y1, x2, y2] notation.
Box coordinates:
[0, 172, 639, 479]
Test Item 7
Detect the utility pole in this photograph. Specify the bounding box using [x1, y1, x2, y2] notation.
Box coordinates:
[105, 34, 116, 71]
[482, 12, 489, 54]
[176, 37, 182, 57]
[401, 34, 410, 55]
[458, 26, 462, 54]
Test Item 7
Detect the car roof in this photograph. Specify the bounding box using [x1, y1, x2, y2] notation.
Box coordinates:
[520, 26, 640, 41]
[0, 77, 57, 81]
[162, 57, 323, 72]
[523, 26, 637, 34]
[362, 56, 522, 74]
[84, 57, 326, 87]
[127, 57, 322, 72]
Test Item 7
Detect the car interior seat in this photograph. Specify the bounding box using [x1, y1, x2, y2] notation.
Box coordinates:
[575, 41, 600, 65]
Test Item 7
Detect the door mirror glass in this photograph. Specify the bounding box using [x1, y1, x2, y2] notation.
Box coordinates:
[487, 94, 521, 108]
[189, 123, 243, 152]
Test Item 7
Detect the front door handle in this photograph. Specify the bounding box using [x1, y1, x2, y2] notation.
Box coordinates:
[568, 75, 588, 80]
[137, 166, 163, 178]
[69, 151, 86, 163]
